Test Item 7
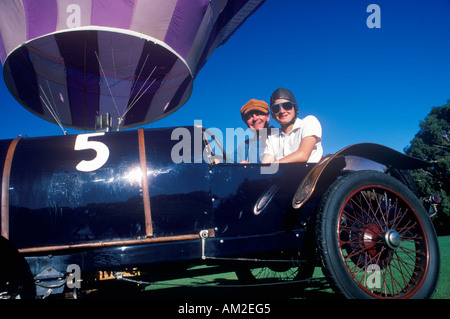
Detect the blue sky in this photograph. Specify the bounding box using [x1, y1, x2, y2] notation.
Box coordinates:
[1, 0, 449, 155]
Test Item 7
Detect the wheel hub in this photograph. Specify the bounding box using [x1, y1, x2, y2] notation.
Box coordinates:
[384, 229, 401, 249]
[362, 225, 381, 256]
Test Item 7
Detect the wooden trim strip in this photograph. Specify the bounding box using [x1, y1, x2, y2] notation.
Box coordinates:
[1, 137, 21, 239]
[18, 233, 203, 254]
[138, 128, 153, 237]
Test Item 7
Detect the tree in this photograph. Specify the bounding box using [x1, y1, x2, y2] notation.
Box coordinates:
[404, 102, 450, 235]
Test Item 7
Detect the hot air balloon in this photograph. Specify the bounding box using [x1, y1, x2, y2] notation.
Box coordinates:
[0, 0, 265, 131]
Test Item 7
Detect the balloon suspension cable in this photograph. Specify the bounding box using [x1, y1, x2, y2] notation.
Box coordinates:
[95, 49, 159, 131]
[117, 61, 161, 131]
[113, 50, 150, 131]
[111, 45, 117, 79]
[39, 84, 67, 135]
[124, 63, 158, 117]
[123, 69, 157, 117]
[94, 51, 121, 118]
[124, 70, 169, 126]
[129, 53, 150, 102]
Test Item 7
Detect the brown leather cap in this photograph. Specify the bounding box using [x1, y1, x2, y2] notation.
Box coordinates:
[240, 99, 269, 119]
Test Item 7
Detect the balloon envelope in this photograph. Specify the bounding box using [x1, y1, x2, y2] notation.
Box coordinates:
[0, 0, 264, 130]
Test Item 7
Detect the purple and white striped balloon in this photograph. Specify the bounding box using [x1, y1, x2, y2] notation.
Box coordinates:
[0, 0, 264, 130]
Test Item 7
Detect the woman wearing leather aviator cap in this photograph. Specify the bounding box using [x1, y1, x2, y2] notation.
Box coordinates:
[262, 88, 323, 164]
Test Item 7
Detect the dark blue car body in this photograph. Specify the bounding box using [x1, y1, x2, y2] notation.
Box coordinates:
[0, 125, 439, 299]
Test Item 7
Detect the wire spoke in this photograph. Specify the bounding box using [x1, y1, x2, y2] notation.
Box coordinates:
[337, 185, 429, 298]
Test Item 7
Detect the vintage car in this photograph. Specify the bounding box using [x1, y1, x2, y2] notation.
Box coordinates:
[0, 125, 441, 299]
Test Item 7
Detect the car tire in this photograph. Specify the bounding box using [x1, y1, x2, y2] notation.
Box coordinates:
[316, 171, 440, 299]
[0, 236, 35, 299]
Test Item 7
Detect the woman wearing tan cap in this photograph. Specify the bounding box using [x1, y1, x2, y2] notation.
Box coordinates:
[235, 99, 271, 163]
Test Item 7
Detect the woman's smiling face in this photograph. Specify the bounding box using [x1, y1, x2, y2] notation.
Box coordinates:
[245, 111, 269, 130]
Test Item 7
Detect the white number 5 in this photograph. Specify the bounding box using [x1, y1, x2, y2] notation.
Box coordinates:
[74, 133, 110, 172]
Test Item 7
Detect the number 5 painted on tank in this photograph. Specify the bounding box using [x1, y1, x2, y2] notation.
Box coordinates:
[74, 133, 110, 172]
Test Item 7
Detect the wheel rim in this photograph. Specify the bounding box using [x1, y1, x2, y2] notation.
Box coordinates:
[337, 185, 430, 298]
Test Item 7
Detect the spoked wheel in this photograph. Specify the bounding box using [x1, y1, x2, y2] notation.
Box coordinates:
[317, 171, 440, 299]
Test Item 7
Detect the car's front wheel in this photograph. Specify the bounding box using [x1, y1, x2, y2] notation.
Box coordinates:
[316, 171, 440, 299]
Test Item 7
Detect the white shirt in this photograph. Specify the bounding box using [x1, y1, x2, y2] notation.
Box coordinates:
[264, 116, 323, 163]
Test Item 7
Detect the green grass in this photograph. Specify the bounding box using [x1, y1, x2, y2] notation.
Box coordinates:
[88, 236, 449, 299]
[144, 236, 450, 299]
[434, 235, 450, 299]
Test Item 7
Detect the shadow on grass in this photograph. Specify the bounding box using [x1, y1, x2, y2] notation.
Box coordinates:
[73, 236, 450, 300]
[81, 267, 341, 300]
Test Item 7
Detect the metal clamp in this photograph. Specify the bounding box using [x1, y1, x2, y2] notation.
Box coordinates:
[199, 230, 209, 260]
